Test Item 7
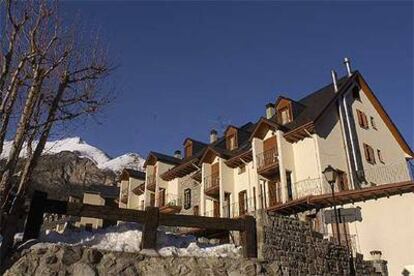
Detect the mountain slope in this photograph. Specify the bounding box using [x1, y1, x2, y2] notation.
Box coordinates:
[1, 137, 145, 200]
[1, 137, 145, 173]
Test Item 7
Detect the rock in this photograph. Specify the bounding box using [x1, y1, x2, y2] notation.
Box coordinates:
[62, 246, 82, 265]
[83, 248, 103, 264]
[73, 263, 97, 276]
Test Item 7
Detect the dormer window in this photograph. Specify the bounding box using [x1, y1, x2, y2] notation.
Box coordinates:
[227, 134, 237, 150]
[278, 107, 291, 125]
[225, 126, 238, 151]
[184, 140, 193, 158]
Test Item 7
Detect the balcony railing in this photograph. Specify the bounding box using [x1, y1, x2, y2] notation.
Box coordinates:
[159, 193, 182, 214]
[146, 175, 156, 191]
[204, 173, 220, 192]
[256, 148, 278, 171]
[222, 197, 256, 218]
[362, 161, 413, 186]
[132, 183, 145, 196]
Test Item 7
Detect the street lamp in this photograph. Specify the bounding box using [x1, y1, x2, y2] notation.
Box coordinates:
[322, 165, 341, 245]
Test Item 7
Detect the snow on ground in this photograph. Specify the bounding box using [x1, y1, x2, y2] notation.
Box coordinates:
[1, 137, 145, 173]
[31, 223, 241, 258]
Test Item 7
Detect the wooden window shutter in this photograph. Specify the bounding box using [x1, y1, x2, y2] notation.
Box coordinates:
[211, 163, 219, 176]
[356, 110, 363, 127]
[263, 137, 277, 152]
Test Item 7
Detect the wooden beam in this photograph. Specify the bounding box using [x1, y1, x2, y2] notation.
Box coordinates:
[159, 213, 244, 231]
[141, 207, 159, 250]
[241, 215, 257, 258]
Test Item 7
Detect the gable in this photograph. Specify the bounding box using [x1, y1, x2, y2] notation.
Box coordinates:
[356, 74, 413, 158]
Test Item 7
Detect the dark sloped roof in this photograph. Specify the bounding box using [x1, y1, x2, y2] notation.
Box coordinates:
[280, 74, 352, 130]
[123, 169, 146, 180]
[150, 151, 183, 166]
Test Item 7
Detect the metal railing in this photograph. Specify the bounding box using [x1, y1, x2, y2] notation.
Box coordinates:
[222, 197, 257, 218]
[293, 178, 330, 200]
[362, 161, 413, 186]
[204, 173, 220, 191]
[159, 193, 182, 208]
[256, 148, 278, 170]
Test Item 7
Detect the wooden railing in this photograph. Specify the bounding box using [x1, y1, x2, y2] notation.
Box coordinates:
[23, 191, 257, 258]
[256, 148, 278, 171]
[146, 175, 156, 191]
[204, 173, 220, 192]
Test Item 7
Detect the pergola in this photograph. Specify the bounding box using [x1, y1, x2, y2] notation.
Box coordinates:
[267, 180, 414, 215]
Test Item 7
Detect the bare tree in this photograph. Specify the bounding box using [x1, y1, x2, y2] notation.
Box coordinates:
[0, 0, 113, 265]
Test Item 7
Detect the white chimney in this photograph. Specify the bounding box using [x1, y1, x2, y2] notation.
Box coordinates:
[210, 129, 218, 143]
[331, 70, 338, 92]
[344, 57, 352, 77]
[265, 103, 275, 119]
[174, 150, 182, 159]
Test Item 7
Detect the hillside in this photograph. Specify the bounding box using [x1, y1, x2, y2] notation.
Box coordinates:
[1, 137, 145, 200]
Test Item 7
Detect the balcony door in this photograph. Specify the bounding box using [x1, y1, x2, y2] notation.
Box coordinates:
[238, 190, 247, 216]
[263, 136, 277, 167]
[268, 181, 281, 206]
[211, 163, 219, 183]
[159, 188, 165, 207]
[213, 200, 220, 217]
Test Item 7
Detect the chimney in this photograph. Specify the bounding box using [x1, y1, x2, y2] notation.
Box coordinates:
[344, 57, 352, 77]
[210, 129, 218, 143]
[174, 150, 182, 159]
[370, 250, 382, 261]
[331, 70, 338, 92]
[265, 103, 275, 119]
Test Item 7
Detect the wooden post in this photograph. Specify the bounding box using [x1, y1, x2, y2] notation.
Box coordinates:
[241, 215, 257, 258]
[23, 191, 47, 241]
[141, 207, 159, 250]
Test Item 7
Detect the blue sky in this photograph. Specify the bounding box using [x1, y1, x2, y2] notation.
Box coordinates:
[61, 1, 413, 158]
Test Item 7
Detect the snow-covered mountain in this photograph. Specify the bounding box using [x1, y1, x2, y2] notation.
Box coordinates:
[1, 137, 145, 173]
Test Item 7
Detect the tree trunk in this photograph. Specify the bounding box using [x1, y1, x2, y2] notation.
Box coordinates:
[0, 66, 43, 209]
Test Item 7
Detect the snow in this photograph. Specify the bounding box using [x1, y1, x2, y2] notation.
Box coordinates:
[31, 223, 242, 258]
[99, 153, 145, 172]
[1, 137, 145, 173]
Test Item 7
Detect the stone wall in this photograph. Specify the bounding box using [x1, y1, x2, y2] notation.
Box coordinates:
[261, 213, 383, 275]
[4, 245, 264, 276]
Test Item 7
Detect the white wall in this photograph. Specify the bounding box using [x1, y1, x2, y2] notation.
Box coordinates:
[351, 86, 411, 185]
[345, 194, 414, 276]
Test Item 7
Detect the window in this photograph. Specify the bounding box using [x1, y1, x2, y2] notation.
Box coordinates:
[184, 189, 191, 209]
[185, 144, 192, 158]
[238, 165, 246, 174]
[370, 116, 377, 130]
[226, 134, 237, 150]
[377, 149, 384, 164]
[363, 143, 376, 164]
[193, 205, 199, 216]
[279, 107, 291, 125]
[356, 109, 369, 129]
[352, 86, 361, 101]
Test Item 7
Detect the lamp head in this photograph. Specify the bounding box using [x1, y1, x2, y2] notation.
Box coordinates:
[323, 165, 338, 185]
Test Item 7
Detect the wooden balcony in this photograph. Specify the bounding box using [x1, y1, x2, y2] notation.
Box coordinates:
[204, 174, 220, 198]
[146, 175, 156, 192]
[132, 183, 145, 196]
[159, 194, 182, 214]
[256, 148, 279, 179]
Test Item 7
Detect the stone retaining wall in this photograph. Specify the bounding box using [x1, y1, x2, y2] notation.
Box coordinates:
[261, 213, 383, 275]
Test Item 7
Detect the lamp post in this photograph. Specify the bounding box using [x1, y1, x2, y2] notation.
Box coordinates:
[322, 165, 341, 245]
